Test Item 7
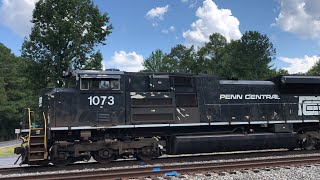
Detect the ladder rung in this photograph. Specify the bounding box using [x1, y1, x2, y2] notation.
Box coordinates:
[29, 158, 45, 161]
[30, 147, 46, 151]
[30, 151, 45, 153]
[31, 128, 44, 130]
[30, 143, 45, 146]
[30, 135, 44, 138]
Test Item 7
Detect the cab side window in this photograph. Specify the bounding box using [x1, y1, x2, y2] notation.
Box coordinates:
[80, 78, 120, 90]
[81, 78, 90, 90]
[110, 79, 120, 90]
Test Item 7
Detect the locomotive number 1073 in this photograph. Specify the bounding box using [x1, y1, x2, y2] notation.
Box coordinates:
[88, 96, 114, 106]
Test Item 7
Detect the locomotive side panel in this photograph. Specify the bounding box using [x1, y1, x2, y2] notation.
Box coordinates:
[195, 76, 220, 123]
[217, 81, 282, 123]
[126, 74, 201, 125]
[173, 75, 200, 123]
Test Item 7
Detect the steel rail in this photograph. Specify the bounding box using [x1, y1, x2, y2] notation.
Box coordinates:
[2, 155, 320, 180]
[0, 149, 319, 176]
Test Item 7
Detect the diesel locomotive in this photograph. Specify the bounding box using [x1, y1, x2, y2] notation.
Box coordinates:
[14, 70, 320, 166]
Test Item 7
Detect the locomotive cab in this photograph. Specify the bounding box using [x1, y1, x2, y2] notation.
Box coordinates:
[39, 70, 126, 128]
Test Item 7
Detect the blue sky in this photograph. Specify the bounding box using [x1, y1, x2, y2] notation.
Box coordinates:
[1, 0, 320, 74]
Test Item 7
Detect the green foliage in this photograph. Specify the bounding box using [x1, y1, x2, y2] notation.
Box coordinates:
[269, 68, 289, 77]
[0, 43, 33, 140]
[143, 31, 277, 80]
[85, 51, 103, 70]
[307, 59, 320, 75]
[197, 33, 228, 74]
[167, 44, 197, 73]
[238, 31, 276, 79]
[143, 50, 173, 72]
[143, 45, 198, 73]
[21, 0, 112, 89]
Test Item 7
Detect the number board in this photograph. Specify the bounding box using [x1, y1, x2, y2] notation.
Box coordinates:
[88, 95, 115, 106]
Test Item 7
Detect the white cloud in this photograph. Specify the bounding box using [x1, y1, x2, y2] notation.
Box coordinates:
[146, 5, 169, 20]
[0, 0, 38, 37]
[183, 0, 241, 47]
[279, 55, 319, 74]
[106, 51, 144, 72]
[161, 26, 175, 34]
[275, 0, 320, 39]
[181, 0, 199, 8]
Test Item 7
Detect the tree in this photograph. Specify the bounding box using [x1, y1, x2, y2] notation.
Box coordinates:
[144, 31, 277, 79]
[143, 50, 174, 72]
[167, 44, 197, 73]
[85, 51, 103, 70]
[269, 68, 289, 77]
[307, 59, 320, 75]
[216, 31, 276, 80]
[0, 43, 32, 140]
[197, 33, 228, 74]
[217, 40, 243, 79]
[22, 0, 112, 90]
[238, 31, 276, 79]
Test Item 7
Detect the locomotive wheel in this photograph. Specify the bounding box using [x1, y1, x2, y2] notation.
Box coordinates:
[51, 152, 73, 167]
[137, 147, 156, 161]
[302, 136, 316, 150]
[93, 149, 115, 163]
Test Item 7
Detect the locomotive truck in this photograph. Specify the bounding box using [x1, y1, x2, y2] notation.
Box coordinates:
[14, 69, 320, 166]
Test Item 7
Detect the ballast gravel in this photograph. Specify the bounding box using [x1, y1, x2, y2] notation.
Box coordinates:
[164, 165, 320, 180]
[2, 152, 320, 179]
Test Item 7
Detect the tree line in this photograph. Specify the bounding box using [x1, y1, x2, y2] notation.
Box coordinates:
[143, 32, 289, 80]
[1, 0, 320, 140]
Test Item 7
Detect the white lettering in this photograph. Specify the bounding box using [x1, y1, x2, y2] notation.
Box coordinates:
[220, 94, 280, 100]
[220, 94, 226, 100]
[88, 96, 115, 106]
[108, 96, 114, 105]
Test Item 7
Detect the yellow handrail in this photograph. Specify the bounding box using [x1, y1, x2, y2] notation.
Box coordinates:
[42, 112, 48, 159]
[27, 108, 31, 148]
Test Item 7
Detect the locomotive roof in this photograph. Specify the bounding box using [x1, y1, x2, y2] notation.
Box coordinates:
[64, 70, 320, 85]
[281, 75, 320, 84]
[269, 75, 320, 85]
[72, 69, 124, 75]
[65, 69, 203, 78]
[219, 80, 275, 85]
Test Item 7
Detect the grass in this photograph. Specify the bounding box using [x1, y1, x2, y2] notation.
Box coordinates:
[0, 145, 17, 157]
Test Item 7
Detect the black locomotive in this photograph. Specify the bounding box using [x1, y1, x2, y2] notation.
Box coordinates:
[14, 70, 320, 165]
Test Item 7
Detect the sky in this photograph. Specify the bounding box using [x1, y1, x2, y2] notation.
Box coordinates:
[1, 0, 320, 74]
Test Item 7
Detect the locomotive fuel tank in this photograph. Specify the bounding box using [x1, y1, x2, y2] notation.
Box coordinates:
[169, 133, 298, 154]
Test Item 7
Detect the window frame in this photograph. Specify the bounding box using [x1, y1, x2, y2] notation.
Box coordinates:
[80, 77, 121, 91]
[80, 78, 90, 90]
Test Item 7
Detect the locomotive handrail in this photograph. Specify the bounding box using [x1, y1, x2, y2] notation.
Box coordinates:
[204, 102, 300, 105]
[42, 112, 48, 159]
[27, 108, 31, 147]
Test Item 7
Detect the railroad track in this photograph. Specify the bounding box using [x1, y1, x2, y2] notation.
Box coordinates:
[1, 150, 320, 179]
[2, 155, 320, 180]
